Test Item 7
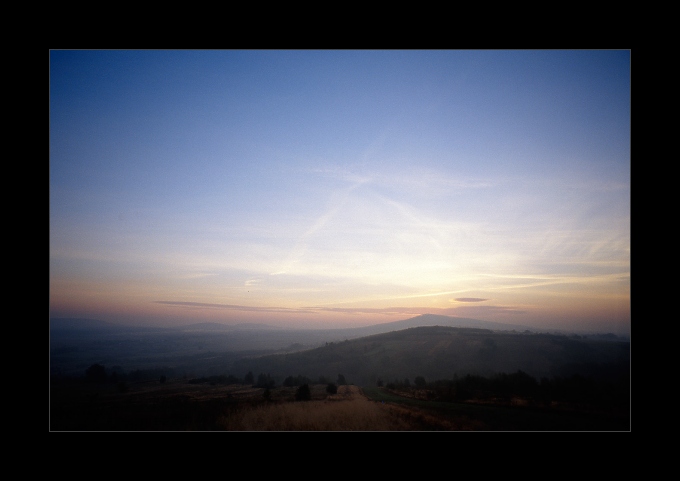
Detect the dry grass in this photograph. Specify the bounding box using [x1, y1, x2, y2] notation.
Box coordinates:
[218, 385, 418, 431]
[377, 403, 488, 431]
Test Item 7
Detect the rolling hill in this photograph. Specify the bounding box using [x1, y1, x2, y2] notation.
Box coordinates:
[50, 314, 629, 384]
[230, 325, 630, 387]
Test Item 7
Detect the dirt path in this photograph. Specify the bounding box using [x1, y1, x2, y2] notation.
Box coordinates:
[218, 384, 420, 431]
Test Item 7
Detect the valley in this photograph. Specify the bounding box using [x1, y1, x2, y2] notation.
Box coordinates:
[49, 314, 630, 431]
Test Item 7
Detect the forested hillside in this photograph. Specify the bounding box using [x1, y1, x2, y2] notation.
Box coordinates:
[231, 326, 630, 387]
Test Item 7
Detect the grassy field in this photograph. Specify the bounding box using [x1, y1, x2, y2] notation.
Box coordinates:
[361, 386, 629, 431]
[51, 381, 425, 431]
[217, 385, 418, 431]
[50, 376, 630, 431]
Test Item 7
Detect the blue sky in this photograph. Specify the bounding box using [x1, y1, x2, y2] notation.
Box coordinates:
[49, 50, 630, 334]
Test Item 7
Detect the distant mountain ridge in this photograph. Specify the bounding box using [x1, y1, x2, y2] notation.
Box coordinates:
[50, 315, 630, 381]
[49, 317, 172, 334]
[50, 318, 123, 330]
[178, 322, 285, 331]
[345, 314, 536, 336]
[50, 314, 540, 336]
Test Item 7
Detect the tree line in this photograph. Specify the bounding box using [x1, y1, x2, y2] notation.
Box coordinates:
[382, 370, 629, 411]
[79, 364, 349, 400]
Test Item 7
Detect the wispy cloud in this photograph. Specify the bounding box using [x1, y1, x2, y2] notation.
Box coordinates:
[154, 300, 521, 319]
[271, 179, 367, 276]
[154, 301, 314, 314]
[311, 164, 497, 194]
[479, 272, 630, 291]
[306, 304, 525, 318]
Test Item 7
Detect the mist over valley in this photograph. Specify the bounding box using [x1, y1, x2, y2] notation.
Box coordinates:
[50, 314, 628, 381]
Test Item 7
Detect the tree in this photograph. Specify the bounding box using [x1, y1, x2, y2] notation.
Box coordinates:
[326, 383, 338, 394]
[295, 384, 311, 401]
[337, 374, 346, 385]
[256, 373, 275, 388]
[284, 374, 312, 387]
[414, 376, 426, 388]
[244, 371, 254, 385]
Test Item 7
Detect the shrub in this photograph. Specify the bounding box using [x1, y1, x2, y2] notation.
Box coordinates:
[295, 384, 311, 401]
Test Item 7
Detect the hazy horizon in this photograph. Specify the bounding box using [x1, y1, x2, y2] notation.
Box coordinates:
[50, 50, 631, 336]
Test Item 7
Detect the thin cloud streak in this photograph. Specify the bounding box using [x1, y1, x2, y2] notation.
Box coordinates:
[307, 305, 525, 318]
[479, 272, 630, 291]
[154, 300, 521, 319]
[154, 301, 315, 314]
[271, 179, 367, 276]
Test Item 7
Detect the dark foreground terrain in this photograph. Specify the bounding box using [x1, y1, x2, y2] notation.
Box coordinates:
[50, 375, 629, 431]
[50, 317, 630, 430]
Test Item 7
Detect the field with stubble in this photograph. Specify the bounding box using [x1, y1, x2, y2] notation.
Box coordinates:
[219, 385, 491, 430]
[51, 379, 481, 431]
[51, 377, 628, 431]
[219, 385, 417, 431]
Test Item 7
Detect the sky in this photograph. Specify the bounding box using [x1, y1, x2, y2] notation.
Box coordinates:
[49, 50, 631, 335]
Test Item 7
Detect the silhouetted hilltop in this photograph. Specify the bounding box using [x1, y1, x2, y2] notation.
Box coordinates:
[339, 314, 536, 336]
